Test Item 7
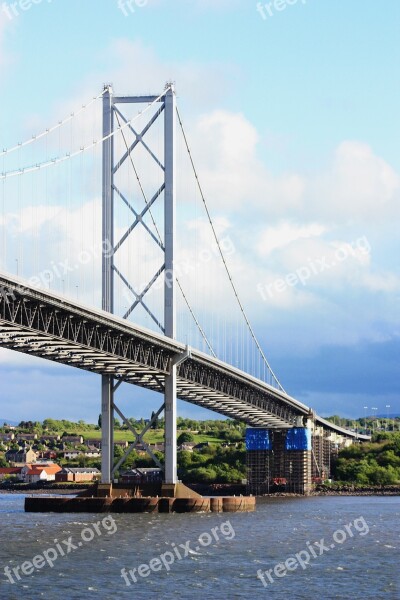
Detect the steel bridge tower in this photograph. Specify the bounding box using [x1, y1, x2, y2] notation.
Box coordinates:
[101, 84, 178, 486]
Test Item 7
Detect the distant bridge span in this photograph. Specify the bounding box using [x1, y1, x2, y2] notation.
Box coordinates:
[0, 273, 369, 441]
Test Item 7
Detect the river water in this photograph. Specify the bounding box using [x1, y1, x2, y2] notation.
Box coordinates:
[0, 494, 398, 599]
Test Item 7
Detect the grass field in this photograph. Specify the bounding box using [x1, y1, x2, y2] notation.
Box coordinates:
[77, 429, 224, 445]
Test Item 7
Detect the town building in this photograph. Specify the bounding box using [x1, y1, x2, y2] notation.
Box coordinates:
[16, 433, 38, 442]
[55, 468, 101, 482]
[61, 435, 84, 444]
[0, 467, 23, 481]
[0, 433, 15, 442]
[120, 468, 162, 484]
[23, 464, 62, 484]
[5, 447, 37, 466]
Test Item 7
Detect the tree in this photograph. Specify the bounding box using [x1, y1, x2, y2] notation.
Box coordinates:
[150, 411, 159, 430]
[98, 414, 102, 428]
[221, 430, 243, 443]
[77, 455, 87, 468]
[178, 450, 193, 470]
[189, 466, 217, 483]
[114, 446, 124, 460]
[177, 432, 195, 445]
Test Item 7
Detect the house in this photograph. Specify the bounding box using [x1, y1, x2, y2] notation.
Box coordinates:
[38, 451, 58, 460]
[23, 464, 62, 484]
[178, 442, 196, 452]
[85, 440, 128, 451]
[194, 442, 211, 450]
[0, 467, 23, 481]
[149, 443, 165, 453]
[86, 446, 101, 458]
[61, 435, 84, 445]
[39, 435, 60, 444]
[60, 450, 81, 460]
[0, 433, 15, 442]
[55, 468, 101, 483]
[6, 447, 37, 466]
[16, 433, 38, 442]
[20, 464, 34, 480]
[115, 441, 129, 449]
[21, 463, 60, 484]
[85, 439, 102, 449]
[61, 447, 101, 460]
[120, 468, 162, 484]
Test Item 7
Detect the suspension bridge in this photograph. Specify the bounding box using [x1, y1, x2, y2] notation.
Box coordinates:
[0, 84, 369, 496]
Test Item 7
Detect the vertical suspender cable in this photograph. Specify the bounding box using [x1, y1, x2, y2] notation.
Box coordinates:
[176, 106, 285, 392]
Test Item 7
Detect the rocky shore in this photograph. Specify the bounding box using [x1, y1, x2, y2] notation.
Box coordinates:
[313, 484, 400, 496]
[190, 483, 400, 497]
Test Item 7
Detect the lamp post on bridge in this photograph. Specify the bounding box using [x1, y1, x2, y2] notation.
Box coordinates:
[385, 405, 391, 431]
[363, 406, 368, 434]
[371, 407, 378, 432]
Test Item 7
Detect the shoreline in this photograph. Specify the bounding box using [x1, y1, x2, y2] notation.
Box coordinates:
[0, 486, 92, 495]
[1, 484, 400, 498]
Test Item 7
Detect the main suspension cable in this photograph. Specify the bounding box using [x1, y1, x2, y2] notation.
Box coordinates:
[1, 89, 169, 180]
[1, 89, 106, 157]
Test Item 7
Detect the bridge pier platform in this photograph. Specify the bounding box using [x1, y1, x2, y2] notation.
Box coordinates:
[25, 482, 256, 513]
[25, 484, 256, 513]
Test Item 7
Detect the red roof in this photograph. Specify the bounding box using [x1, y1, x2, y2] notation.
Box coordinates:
[0, 468, 22, 475]
[26, 464, 62, 476]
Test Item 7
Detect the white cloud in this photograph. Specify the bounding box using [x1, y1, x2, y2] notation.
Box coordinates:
[0, 11, 15, 76]
[257, 222, 326, 257]
[148, 0, 246, 12]
[0, 13, 8, 70]
[189, 109, 305, 213]
[359, 272, 400, 293]
[310, 141, 400, 222]
[104, 39, 238, 110]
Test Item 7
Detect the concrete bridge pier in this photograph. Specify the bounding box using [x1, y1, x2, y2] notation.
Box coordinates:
[246, 423, 321, 496]
[246, 422, 358, 495]
[271, 427, 313, 495]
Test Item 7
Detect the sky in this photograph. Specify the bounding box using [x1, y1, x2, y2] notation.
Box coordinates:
[0, 0, 399, 423]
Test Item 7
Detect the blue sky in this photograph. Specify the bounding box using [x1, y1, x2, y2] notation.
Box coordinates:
[0, 0, 399, 423]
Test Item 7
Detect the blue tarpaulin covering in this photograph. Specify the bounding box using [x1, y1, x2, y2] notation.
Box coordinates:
[285, 428, 312, 451]
[246, 429, 272, 451]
